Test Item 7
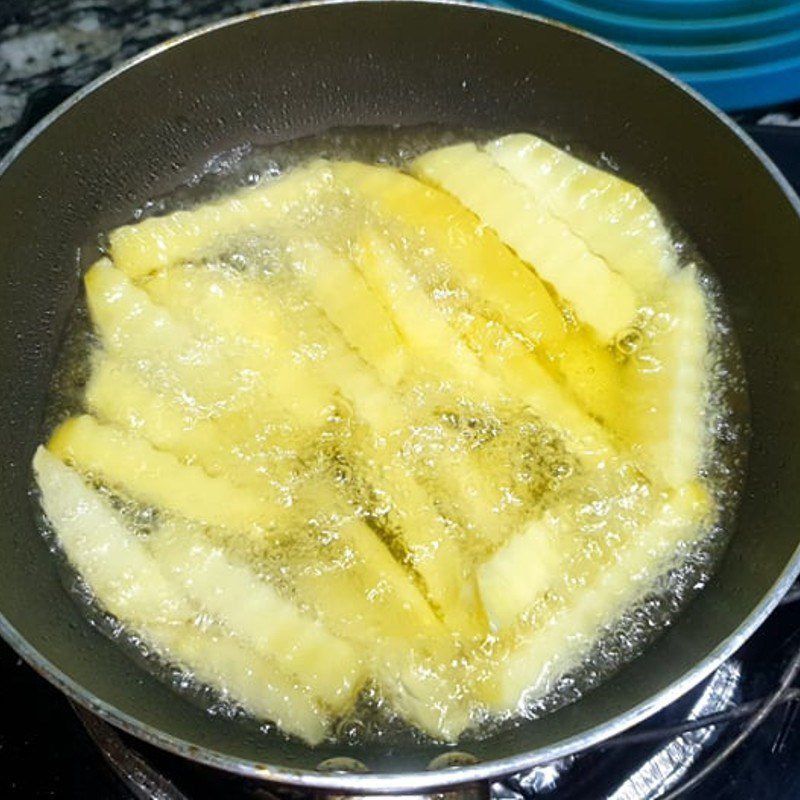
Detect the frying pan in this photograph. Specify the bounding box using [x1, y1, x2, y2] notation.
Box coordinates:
[1, 1, 800, 795]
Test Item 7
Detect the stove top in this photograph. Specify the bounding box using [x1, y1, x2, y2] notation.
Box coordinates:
[2, 3, 800, 798]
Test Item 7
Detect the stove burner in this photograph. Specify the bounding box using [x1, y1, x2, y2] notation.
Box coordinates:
[73, 705, 189, 800]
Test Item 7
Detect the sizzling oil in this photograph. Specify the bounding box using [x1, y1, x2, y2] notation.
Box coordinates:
[38, 126, 749, 745]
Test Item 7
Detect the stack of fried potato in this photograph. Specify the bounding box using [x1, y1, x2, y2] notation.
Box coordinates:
[34, 134, 712, 744]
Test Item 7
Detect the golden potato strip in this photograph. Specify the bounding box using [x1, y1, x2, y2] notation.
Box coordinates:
[352, 241, 584, 545]
[109, 160, 332, 278]
[351, 234, 522, 547]
[290, 241, 408, 386]
[354, 233, 500, 399]
[338, 518, 444, 633]
[411, 143, 637, 341]
[328, 404, 488, 633]
[33, 448, 329, 744]
[477, 483, 710, 712]
[455, 312, 620, 471]
[287, 516, 472, 741]
[329, 160, 567, 352]
[487, 133, 676, 295]
[149, 524, 364, 711]
[49, 416, 283, 534]
[313, 304, 510, 555]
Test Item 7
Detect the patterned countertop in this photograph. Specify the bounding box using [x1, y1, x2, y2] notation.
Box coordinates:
[0, 0, 283, 153]
[2, 0, 799, 157]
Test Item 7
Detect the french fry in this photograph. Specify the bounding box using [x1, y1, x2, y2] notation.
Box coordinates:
[477, 515, 563, 631]
[290, 241, 408, 386]
[85, 356, 228, 469]
[487, 133, 676, 296]
[353, 233, 500, 399]
[48, 415, 284, 534]
[453, 311, 621, 471]
[85, 355, 310, 491]
[341, 439, 487, 637]
[109, 160, 332, 279]
[294, 480, 445, 636]
[33, 447, 329, 744]
[373, 638, 472, 741]
[144, 259, 406, 440]
[412, 143, 637, 342]
[329, 160, 568, 352]
[156, 620, 330, 745]
[276, 483, 473, 740]
[149, 524, 365, 711]
[86, 259, 330, 429]
[34, 446, 195, 625]
[616, 266, 709, 487]
[476, 483, 710, 712]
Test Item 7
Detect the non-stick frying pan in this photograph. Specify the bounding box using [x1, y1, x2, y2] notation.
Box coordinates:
[2, 1, 800, 794]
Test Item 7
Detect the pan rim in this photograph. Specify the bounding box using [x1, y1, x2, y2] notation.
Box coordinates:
[2, 0, 800, 792]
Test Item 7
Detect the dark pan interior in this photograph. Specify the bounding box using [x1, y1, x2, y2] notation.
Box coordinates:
[1, 0, 799, 784]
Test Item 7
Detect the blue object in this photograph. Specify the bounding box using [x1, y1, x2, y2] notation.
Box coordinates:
[487, 0, 800, 110]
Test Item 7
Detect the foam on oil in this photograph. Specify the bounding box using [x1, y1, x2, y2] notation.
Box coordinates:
[37, 126, 749, 746]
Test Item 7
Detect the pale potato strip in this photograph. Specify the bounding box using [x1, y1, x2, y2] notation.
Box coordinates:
[48, 415, 283, 534]
[411, 143, 637, 341]
[109, 160, 332, 278]
[487, 133, 676, 296]
[33, 447, 329, 744]
[87, 259, 329, 429]
[148, 524, 365, 711]
[478, 483, 709, 712]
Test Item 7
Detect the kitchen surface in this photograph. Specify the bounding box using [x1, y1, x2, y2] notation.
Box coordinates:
[2, 2, 800, 798]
